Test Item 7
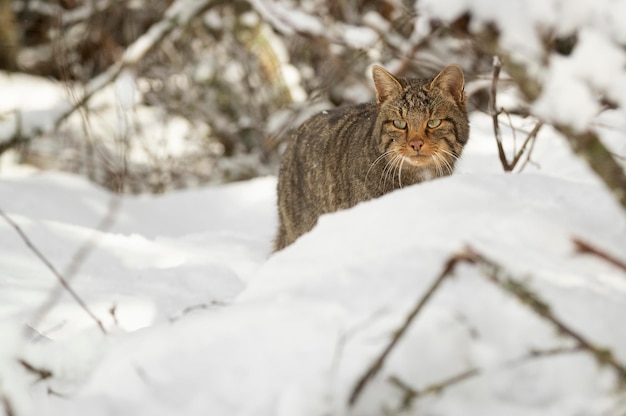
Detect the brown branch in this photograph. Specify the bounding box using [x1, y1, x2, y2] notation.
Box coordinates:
[572, 237, 626, 274]
[510, 120, 543, 169]
[517, 122, 542, 172]
[389, 368, 478, 409]
[50, 0, 224, 130]
[488, 56, 543, 172]
[1, 393, 15, 416]
[18, 359, 53, 382]
[350, 244, 626, 409]
[478, 27, 626, 210]
[488, 55, 511, 171]
[389, 345, 583, 412]
[0, 209, 106, 334]
[464, 246, 626, 383]
[348, 251, 473, 406]
[555, 125, 626, 210]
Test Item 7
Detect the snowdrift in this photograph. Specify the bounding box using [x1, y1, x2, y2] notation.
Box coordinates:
[1, 113, 625, 415]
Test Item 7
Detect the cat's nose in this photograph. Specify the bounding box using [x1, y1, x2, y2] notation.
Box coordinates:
[409, 139, 424, 152]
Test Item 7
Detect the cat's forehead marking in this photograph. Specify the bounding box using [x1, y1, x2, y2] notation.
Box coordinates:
[398, 81, 433, 112]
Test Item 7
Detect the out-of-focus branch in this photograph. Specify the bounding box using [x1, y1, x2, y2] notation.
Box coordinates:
[54, 0, 222, 129]
[0, 209, 106, 334]
[14, 0, 116, 27]
[1, 392, 15, 416]
[478, 28, 626, 209]
[464, 246, 626, 382]
[573, 237, 626, 274]
[0, 0, 224, 155]
[349, 245, 626, 408]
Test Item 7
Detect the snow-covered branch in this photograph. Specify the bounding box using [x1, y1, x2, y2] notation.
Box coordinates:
[55, 0, 221, 128]
[350, 245, 626, 409]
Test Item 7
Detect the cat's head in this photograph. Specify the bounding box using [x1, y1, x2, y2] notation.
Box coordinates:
[372, 65, 469, 178]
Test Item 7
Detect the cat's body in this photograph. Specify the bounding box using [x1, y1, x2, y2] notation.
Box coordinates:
[274, 65, 469, 251]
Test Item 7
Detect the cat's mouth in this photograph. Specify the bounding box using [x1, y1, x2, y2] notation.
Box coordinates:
[403, 154, 429, 165]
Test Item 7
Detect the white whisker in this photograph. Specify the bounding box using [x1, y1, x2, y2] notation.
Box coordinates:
[430, 154, 441, 177]
[366, 149, 396, 182]
[437, 149, 458, 174]
[382, 154, 402, 191]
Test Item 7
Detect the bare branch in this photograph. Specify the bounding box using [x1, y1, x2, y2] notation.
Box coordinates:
[488, 56, 510, 170]
[350, 245, 626, 408]
[55, 0, 219, 128]
[488, 56, 544, 173]
[572, 237, 626, 274]
[464, 246, 626, 383]
[1, 392, 15, 416]
[389, 345, 583, 412]
[18, 359, 53, 382]
[555, 125, 626, 209]
[517, 122, 542, 172]
[478, 28, 626, 210]
[510, 120, 543, 169]
[348, 251, 473, 406]
[0, 209, 106, 334]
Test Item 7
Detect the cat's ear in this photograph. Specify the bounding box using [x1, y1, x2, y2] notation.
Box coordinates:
[372, 65, 403, 104]
[430, 64, 465, 102]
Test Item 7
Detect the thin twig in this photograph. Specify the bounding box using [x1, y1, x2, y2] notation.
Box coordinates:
[350, 245, 626, 408]
[488, 56, 510, 170]
[464, 246, 626, 383]
[510, 120, 543, 169]
[572, 237, 626, 274]
[27, 195, 120, 332]
[54, 0, 221, 129]
[18, 359, 53, 382]
[348, 251, 473, 406]
[517, 122, 541, 172]
[0, 209, 106, 334]
[389, 345, 583, 412]
[1, 393, 15, 416]
[488, 56, 543, 173]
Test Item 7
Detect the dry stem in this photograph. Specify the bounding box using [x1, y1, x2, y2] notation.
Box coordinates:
[348, 251, 473, 406]
[0, 209, 106, 334]
[349, 245, 626, 408]
[572, 237, 626, 274]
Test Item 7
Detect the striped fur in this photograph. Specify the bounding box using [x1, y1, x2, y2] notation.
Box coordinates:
[274, 65, 469, 251]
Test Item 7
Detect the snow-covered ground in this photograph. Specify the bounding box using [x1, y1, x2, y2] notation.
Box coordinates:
[1, 78, 626, 415]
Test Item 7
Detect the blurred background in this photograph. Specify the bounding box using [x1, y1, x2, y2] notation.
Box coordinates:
[0, 0, 623, 202]
[0, 0, 497, 194]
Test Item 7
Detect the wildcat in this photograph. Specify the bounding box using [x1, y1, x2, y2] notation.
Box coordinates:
[274, 65, 469, 251]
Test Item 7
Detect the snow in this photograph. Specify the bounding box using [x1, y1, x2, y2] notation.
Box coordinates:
[418, 0, 626, 130]
[1, 100, 626, 415]
[1, 4, 626, 410]
[249, 0, 325, 36]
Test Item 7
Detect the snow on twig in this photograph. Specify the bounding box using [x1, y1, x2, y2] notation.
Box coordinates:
[52, 0, 220, 129]
[349, 245, 626, 408]
[14, 0, 117, 27]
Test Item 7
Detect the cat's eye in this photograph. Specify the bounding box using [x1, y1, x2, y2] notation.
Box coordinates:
[392, 120, 407, 129]
[427, 119, 442, 128]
